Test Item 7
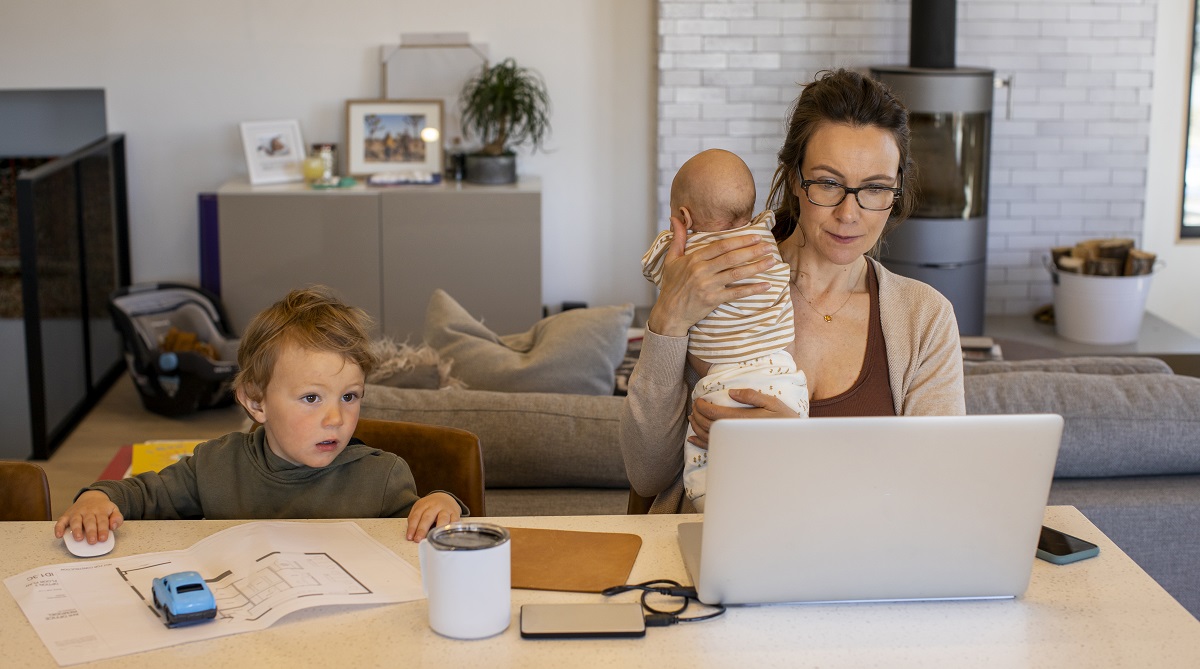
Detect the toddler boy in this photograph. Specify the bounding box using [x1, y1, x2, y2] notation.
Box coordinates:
[55, 286, 464, 544]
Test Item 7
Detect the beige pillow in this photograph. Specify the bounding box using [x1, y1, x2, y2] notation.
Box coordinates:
[423, 289, 634, 395]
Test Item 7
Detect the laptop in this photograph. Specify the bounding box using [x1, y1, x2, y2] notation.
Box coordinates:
[678, 414, 1064, 605]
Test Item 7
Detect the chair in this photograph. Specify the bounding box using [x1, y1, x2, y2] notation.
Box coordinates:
[626, 489, 654, 515]
[0, 462, 53, 521]
[353, 418, 487, 517]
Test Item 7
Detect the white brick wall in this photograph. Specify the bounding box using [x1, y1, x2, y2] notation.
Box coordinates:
[657, 0, 1158, 317]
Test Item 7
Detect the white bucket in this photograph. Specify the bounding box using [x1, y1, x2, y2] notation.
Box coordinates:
[1050, 266, 1155, 345]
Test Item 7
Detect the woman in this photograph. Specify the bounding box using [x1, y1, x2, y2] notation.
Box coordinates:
[620, 69, 965, 513]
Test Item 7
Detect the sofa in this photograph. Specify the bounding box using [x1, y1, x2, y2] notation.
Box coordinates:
[361, 353, 1200, 619]
[363, 291, 1199, 617]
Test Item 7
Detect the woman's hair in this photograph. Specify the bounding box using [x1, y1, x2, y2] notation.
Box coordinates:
[234, 285, 377, 401]
[765, 68, 919, 256]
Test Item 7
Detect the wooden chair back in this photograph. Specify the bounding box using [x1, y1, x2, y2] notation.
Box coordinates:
[627, 489, 654, 515]
[0, 461, 53, 521]
[353, 418, 486, 517]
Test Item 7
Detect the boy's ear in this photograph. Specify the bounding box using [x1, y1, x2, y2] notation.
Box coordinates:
[235, 384, 267, 423]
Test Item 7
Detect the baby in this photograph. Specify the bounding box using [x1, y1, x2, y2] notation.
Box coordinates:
[642, 149, 809, 510]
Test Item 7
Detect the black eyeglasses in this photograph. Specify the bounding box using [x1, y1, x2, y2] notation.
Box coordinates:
[798, 171, 902, 211]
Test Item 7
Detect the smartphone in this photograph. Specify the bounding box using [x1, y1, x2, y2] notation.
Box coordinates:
[1036, 525, 1100, 565]
[520, 603, 646, 639]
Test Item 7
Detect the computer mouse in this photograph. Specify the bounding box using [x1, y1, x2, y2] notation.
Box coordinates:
[63, 530, 115, 558]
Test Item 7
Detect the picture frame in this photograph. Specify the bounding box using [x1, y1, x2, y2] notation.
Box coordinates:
[345, 99, 444, 177]
[239, 119, 306, 185]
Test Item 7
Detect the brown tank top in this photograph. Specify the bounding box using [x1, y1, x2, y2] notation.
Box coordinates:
[809, 261, 896, 417]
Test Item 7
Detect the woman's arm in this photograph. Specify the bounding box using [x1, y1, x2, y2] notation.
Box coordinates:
[622, 215, 779, 498]
[619, 330, 691, 497]
[876, 262, 966, 416]
[900, 298, 966, 416]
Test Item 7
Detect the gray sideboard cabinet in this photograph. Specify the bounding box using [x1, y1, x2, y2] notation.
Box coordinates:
[215, 178, 542, 342]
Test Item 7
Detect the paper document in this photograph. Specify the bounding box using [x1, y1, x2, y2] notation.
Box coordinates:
[4, 521, 424, 666]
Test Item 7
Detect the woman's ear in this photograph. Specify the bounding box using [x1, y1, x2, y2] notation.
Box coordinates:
[235, 384, 267, 424]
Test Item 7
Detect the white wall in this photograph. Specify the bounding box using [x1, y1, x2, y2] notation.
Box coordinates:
[1144, 0, 1200, 337]
[0, 0, 658, 313]
[658, 0, 1188, 329]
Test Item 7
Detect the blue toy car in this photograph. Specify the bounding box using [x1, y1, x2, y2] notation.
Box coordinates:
[151, 571, 217, 627]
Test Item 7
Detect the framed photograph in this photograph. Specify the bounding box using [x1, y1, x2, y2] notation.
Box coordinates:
[239, 120, 306, 185]
[345, 99, 443, 176]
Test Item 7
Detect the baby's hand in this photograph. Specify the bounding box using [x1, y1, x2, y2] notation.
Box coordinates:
[406, 492, 462, 542]
[54, 490, 123, 544]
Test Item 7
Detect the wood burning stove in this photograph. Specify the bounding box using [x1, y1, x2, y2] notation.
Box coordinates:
[871, 0, 994, 335]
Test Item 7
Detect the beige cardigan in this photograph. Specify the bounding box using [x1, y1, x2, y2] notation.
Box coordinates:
[619, 257, 966, 514]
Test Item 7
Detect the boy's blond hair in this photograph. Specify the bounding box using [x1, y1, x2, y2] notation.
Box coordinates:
[234, 285, 377, 401]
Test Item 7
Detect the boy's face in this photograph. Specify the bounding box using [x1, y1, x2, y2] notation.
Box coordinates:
[237, 341, 365, 468]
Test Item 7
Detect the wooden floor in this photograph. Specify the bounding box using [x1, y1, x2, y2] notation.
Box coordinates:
[33, 375, 248, 519]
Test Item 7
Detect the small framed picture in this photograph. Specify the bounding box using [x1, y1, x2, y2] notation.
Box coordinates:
[345, 99, 443, 176]
[239, 119, 306, 185]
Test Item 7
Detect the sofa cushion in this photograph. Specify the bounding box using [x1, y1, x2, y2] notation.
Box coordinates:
[964, 356, 1172, 376]
[423, 289, 635, 396]
[360, 385, 627, 488]
[965, 371, 1200, 478]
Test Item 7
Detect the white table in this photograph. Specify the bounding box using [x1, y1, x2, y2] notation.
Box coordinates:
[2, 507, 1197, 668]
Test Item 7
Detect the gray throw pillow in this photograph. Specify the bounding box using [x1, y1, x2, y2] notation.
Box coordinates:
[423, 289, 635, 395]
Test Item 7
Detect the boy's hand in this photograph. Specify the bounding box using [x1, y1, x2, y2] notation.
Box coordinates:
[54, 490, 123, 544]
[406, 492, 462, 542]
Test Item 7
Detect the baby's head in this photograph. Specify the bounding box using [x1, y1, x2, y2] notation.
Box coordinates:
[670, 149, 756, 233]
[234, 286, 378, 467]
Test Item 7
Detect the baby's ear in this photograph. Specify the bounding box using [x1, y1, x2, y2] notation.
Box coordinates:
[677, 206, 695, 231]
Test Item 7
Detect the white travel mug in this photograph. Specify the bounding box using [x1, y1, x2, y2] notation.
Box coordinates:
[418, 522, 511, 639]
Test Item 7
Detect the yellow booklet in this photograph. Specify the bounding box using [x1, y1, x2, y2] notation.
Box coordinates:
[130, 440, 204, 475]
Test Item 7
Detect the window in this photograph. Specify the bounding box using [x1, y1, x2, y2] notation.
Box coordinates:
[1183, 2, 1200, 237]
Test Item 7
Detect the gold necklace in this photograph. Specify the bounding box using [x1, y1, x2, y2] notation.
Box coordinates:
[793, 261, 864, 323]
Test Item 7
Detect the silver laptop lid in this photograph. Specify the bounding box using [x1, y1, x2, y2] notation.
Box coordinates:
[685, 414, 1063, 605]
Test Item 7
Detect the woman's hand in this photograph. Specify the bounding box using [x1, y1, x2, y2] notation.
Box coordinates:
[645, 215, 778, 337]
[687, 389, 801, 449]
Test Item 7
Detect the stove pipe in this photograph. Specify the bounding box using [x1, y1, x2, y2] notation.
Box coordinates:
[910, 0, 956, 69]
[871, 0, 994, 336]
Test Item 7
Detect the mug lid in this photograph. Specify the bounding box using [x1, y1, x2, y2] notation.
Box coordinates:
[427, 522, 510, 551]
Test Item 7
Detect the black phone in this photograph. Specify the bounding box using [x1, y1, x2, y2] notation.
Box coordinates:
[520, 603, 646, 639]
[1036, 525, 1100, 565]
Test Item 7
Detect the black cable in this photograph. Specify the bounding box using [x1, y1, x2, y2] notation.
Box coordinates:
[602, 579, 726, 625]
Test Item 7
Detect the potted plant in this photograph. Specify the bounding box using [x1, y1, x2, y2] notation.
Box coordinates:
[458, 57, 551, 184]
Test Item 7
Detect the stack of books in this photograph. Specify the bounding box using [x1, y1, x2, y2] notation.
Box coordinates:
[961, 336, 1003, 362]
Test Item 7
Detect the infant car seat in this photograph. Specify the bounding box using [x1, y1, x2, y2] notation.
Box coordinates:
[109, 283, 240, 417]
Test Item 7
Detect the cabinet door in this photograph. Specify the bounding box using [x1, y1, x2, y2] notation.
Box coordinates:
[217, 191, 382, 333]
[381, 187, 541, 341]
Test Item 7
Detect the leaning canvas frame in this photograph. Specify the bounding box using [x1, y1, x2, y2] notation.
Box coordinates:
[239, 119, 306, 185]
[381, 36, 488, 151]
[345, 99, 444, 177]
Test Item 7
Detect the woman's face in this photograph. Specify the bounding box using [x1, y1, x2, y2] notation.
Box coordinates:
[791, 122, 901, 267]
